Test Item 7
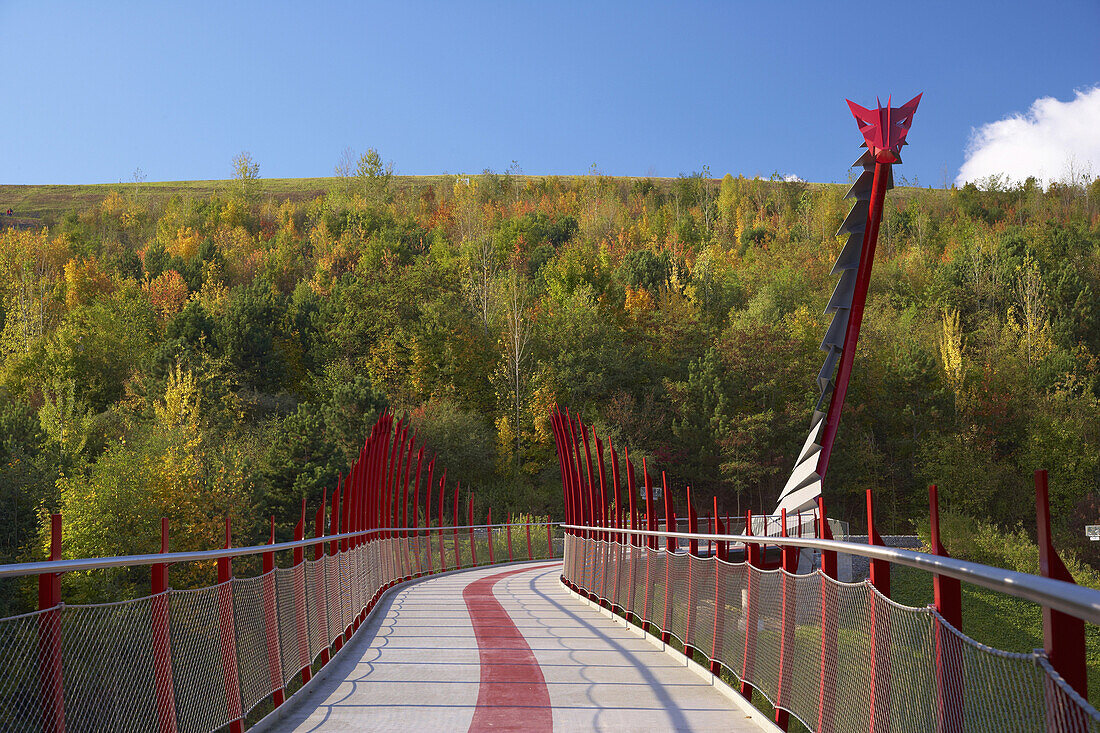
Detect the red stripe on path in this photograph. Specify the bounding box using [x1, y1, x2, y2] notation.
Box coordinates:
[465, 565, 557, 732]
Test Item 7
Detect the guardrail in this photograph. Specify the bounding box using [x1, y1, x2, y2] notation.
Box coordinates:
[0, 521, 560, 733]
[0, 409, 565, 733]
[551, 406, 1098, 732]
[559, 487, 1099, 733]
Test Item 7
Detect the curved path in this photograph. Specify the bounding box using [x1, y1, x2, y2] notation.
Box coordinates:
[262, 562, 766, 732]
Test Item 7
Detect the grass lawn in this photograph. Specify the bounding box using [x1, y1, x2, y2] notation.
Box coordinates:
[891, 563, 1100, 706]
[0, 175, 939, 229]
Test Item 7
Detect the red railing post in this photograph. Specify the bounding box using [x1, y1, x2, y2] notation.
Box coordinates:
[314, 497, 330, 668]
[595, 431, 608, 543]
[261, 517, 286, 708]
[37, 513, 64, 733]
[774, 509, 799, 730]
[438, 470, 447, 570]
[329, 481, 343, 654]
[487, 508, 495, 564]
[625, 448, 638, 548]
[609, 440, 622, 535]
[424, 458, 435, 574]
[526, 515, 534, 561]
[294, 499, 312, 684]
[660, 473, 675, 643]
[507, 513, 514, 562]
[152, 517, 177, 733]
[683, 487, 697, 661]
[216, 518, 244, 733]
[710, 499, 726, 678]
[411, 447, 423, 577]
[641, 459, 655, 633]
[1036, 470, 1087, 698]
[867, 490, 892, 733]
[644, 460, 657, 550]
[740, 510, 759, 702]
[928, 485, 964, 733]
[468, 495, 478, 566]
[453, 481, 462, 568]
[546, 522, 553, 560]
[580, 419, 598, 543]
[816, 497, 838, 733]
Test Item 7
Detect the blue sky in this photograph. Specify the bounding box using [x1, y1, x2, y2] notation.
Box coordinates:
[2, 1, 1098, 186]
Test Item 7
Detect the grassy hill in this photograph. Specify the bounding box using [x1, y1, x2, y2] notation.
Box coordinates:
[1, 174, 940, 229]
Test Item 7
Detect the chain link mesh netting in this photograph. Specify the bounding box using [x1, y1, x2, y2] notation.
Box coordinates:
[563, 534, 1100, 733]
[0, 525, 559, 732]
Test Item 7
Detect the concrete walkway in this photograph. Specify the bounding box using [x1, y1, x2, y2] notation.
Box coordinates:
[264, 562, 766, 732]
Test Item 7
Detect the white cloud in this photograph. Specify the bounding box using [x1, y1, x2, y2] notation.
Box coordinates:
[783, 174, 805, 183]
[956, 86, 1100, 187]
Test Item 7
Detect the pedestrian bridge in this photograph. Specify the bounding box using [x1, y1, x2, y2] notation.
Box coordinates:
[262, 562, 764, 732]
[2, 410, 1100, 732]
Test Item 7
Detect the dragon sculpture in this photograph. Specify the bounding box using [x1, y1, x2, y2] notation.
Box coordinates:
[775, 94, 922, 516]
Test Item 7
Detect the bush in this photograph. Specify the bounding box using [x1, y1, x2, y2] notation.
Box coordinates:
[916, 508, 1100, 590]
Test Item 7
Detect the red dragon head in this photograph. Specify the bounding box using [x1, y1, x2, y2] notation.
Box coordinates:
[846, 93, 922, 163]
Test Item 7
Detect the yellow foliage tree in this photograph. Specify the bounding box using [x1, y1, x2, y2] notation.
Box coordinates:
[167, 226, 201, 260]
[63, 257, 114, 309]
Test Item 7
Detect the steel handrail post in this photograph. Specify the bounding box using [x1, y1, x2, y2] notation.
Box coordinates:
[216, 518, 244, 733]
[152, 517, 177, 733]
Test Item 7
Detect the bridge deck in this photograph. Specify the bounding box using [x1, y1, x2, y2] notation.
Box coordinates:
[260, 562, 766, 732]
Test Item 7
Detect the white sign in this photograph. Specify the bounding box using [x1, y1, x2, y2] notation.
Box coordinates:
[1086, 525, 1100, 541]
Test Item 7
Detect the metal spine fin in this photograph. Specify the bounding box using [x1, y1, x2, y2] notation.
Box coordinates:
[826, 270, 858, 314]
[836, 200, 869, 236]
[844, 170, 875, 201]
[775, 142, 896, 516]
[831, 234, 863, 274]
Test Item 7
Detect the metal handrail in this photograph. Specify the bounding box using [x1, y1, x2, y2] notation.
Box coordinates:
[0, 522, 559, 579]
[563, 524, 1100, 626]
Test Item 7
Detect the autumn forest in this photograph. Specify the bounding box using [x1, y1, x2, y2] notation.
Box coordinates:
[2, 154, 1099, 613]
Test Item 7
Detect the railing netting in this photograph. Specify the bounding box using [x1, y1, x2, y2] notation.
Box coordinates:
[563, 534, 1100, 733]
[0, 524, 559, 732]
